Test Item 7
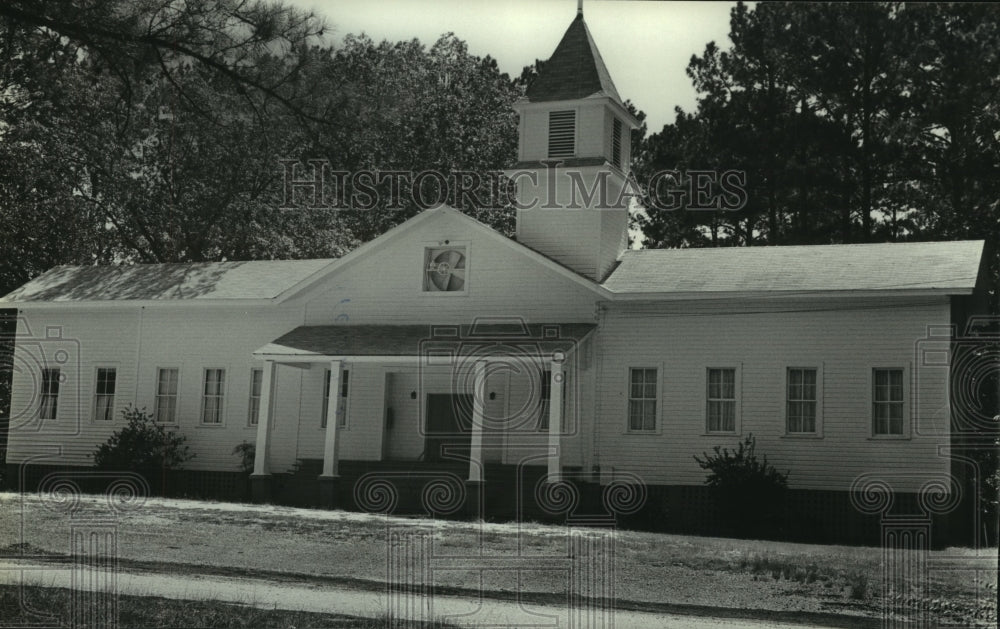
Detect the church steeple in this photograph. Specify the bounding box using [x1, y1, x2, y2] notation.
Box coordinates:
[524, 11, 623, 107]
[508, 8, 639, 282]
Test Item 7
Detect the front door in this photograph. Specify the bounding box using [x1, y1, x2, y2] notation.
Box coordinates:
[425, 394, 473, 462]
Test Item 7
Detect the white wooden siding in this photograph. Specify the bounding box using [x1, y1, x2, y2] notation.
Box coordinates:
[299, 210, 598, 325]
[516, 169, 628, 281]
[594, 297, 953, 493]
[7, 306, 307, 472]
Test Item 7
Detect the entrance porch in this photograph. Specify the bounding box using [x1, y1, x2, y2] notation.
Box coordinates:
[247, 322, 596, 515]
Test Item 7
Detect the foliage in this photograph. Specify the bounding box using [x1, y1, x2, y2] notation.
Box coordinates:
[635, 2, 1000, 307]
[0, 0, 329, 122]
[0, 8, 530, 295]
[92, 406, 192, 472]
[694, 434, 789, 534]
[233, 441, 256, 475]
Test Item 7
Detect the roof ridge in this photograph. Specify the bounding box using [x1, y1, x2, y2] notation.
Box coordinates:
[626, 239, 984, 253]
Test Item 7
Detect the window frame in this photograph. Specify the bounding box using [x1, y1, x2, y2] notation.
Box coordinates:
[625, 366, 660, 433]
[547, 109, 577, 159]
[40, 367, 61, 421]
[783, 366, 823, 438]
[704, 366, 741, 435]
[92, 366, 118, 422]
[248, 367, 263, 428]
[153, 367, 181, 425]
[421, 242, 470, 296]
[321, 368, 349, 430]
[200, 367, 227, 426]
[870, 366, 910, 439]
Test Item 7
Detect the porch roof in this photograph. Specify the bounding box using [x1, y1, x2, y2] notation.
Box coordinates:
[254, 323, 597, 359]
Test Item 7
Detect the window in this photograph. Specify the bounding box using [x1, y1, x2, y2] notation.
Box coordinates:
[423, 247, 466, 292]
[248, 368, 263, 426]
[321, 368, 349, 429]
[548, 110, 576, 158]
[786, 368, 817, 433]
[40, 368, 60, 420]
[873, 368, 905, 436]
[628, 368, 657, 431]
[706, 368, 737, 432]
[611, 117, 623, 169]
[154, 368, 179, 424]
[201, 369, 226, 425]
[94, 367, 116, 421]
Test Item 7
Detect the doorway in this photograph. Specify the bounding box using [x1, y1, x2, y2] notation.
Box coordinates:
[424, 393, 473, 462]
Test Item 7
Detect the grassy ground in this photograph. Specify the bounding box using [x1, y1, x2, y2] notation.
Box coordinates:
[0, 584, 455, 629]
[0, 492, 996, 627]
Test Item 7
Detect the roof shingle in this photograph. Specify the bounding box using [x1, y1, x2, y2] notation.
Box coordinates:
[524, 13, 623, 105]
[1, 259, 334, 303]
[602, 240, 985, 294]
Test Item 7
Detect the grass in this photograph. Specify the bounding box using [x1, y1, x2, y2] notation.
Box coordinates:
[0, 584, 458, 629]
[1, 492, 996, 627]
[735, 551, 868, 598]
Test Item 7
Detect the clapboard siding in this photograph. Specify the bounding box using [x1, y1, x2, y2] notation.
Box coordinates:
[516, 169, 628, 281]
[7, 305, 308, 472]
[594, 296, 953, 493]
[8, 311, 141, 465]
[300, 210, 597, 325]
[518, 102, 606, 162]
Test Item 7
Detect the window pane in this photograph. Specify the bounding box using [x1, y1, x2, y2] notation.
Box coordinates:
[875, 369, 889, 388]
[708, 401, 720, 431]
[643, 401, 656, 430]
[628, 400, 642, 431]
[97, 368, 116, 395]
[721, 371, 735, 398]
[158, 369, 178, 395]
[96, 395, 113, 421]
[722, 401, 735, 431]
[628, 368, 657, 430]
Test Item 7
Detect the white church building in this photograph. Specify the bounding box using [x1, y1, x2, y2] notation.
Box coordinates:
[1, 8, 987, 541]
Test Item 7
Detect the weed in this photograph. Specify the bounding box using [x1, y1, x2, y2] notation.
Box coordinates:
[848, 572, 869, 600]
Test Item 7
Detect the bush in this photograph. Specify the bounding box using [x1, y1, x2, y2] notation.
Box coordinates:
[694, 434, 789, 536]
[232, 441, 255, 475]
[93, 406, 193, 489]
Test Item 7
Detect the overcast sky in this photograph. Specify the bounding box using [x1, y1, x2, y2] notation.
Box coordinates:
[286, 0, 737, 133]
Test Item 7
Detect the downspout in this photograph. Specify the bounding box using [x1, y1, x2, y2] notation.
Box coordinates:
[134, 306, 144, 406]
[591, 301, 610, 483]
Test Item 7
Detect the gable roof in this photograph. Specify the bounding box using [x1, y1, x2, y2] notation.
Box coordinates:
[603, 240, 985, 297]
[524, 13, 623, 106]
[0, 259, 334, 304]
[0, 205, 609, 306]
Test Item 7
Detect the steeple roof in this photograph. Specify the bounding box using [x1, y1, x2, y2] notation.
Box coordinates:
[524, 13, 623, 105]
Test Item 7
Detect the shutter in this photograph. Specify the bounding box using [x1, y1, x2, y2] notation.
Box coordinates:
[612, 117, 623, 168]
[548, 110, 576, 158]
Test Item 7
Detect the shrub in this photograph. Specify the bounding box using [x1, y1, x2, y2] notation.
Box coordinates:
[694, 434, 789, 536]
[93, 406, 193, 485]
[232, 441, 255, 475]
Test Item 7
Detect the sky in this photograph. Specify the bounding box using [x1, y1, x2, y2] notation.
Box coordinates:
[285, 0, 737, 133]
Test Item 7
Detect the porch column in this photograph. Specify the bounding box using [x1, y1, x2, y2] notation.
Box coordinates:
[321, 360, 344, 478]
[547, 355, 564, 483]
[468, 360, 487, 483]
[250, 360, 276, 502]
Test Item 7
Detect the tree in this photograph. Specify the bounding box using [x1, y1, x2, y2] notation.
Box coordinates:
[636, 1, 1000, 276]
[0, 0, 329, 123]
[303, 33, 522, 241]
